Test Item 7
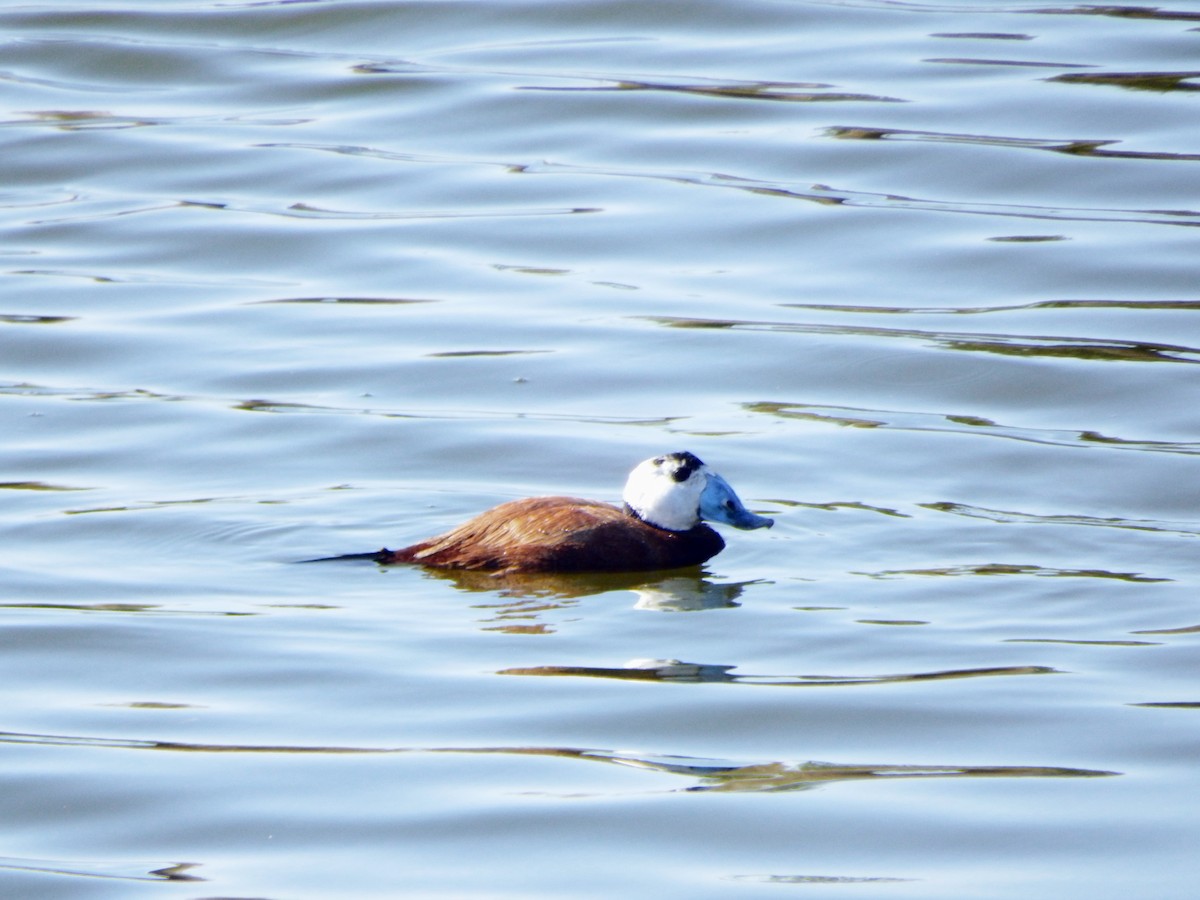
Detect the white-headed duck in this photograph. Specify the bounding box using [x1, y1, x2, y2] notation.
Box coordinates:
[337, 452, 772, 574]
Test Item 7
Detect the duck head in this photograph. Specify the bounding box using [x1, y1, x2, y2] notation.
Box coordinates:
[622, 452, 774, 533]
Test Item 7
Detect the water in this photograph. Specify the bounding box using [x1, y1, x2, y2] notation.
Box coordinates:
[2, 0, 1198, 896]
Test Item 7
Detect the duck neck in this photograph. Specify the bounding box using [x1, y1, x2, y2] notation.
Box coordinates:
[623, 502, 697, 533]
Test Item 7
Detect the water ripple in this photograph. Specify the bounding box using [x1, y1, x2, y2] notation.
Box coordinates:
[827, 125, 1200, 163]
[0, 729, 1117, 792]
[263, 142, 1200, 229]
[855, 562, 1170, 583]
[1049, 69, 1200, 93]
[922, 501, 1200, 537]
[0, 108, 309, 131]
[743, 401, 1200, 455]
[521, 75, 905, 103]
[782, 299, 1200, 315]
[809, 1, 1200, 22]
[926, 55, 1092, 69]
[649, 316, 1200, 365]
[0, 856, 202, 883]
[0, 378, 682, 427]
[25, 192, 596, 227]
[517, 161, 1200, 229]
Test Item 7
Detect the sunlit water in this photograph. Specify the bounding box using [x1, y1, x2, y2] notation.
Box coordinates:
[2, 0, 1199, 897]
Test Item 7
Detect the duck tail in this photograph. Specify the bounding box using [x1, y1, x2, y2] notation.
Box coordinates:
[299, 548, 396, 564]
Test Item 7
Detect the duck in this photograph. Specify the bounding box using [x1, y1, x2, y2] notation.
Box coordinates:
[326, 452, 772, 574]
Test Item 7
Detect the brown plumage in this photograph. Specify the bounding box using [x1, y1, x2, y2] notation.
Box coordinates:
[379, 496, 725, 574]
[310, 452, 772, 575]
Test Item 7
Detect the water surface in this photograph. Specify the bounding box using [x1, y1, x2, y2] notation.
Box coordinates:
[2, 0, 1199, 897]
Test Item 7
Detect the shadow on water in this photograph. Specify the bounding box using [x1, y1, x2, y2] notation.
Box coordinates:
[0, 730, 1117, 794]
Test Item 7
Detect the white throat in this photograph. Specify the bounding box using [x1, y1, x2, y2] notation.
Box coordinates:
[622, 457, 708, 532]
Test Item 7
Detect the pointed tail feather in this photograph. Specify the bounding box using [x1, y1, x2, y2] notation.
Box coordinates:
[299, 548, 395, 564]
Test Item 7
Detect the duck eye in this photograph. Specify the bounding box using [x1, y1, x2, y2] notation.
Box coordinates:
[652, 456, 665, 466]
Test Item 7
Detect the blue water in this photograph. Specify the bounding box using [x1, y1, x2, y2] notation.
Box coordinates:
[2, 1, 1199, 896]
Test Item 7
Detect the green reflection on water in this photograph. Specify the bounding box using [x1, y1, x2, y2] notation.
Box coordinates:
[1049, 70, 1200, 93]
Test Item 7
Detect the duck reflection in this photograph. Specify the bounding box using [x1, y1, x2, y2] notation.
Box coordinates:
[446, 570, 756, 633]
[630, 576, 753, 611]
[551, 749, 1116, 794]
[0, 729, 1117, 794]
[407, 568, 758, 633]
[416, 565, 751, 607]
[0, 856, 204, 883]
[499, 660, 1057, 685]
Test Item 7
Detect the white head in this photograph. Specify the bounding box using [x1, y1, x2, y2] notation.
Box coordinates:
[622, 452, 774, 533]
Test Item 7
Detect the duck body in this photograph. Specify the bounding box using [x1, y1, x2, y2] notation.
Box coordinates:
[330, 452, 772, 575]
[380, 496, 726, 573]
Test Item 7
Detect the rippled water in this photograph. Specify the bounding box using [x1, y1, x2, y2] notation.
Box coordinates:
[2, 0, 1199, 896]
